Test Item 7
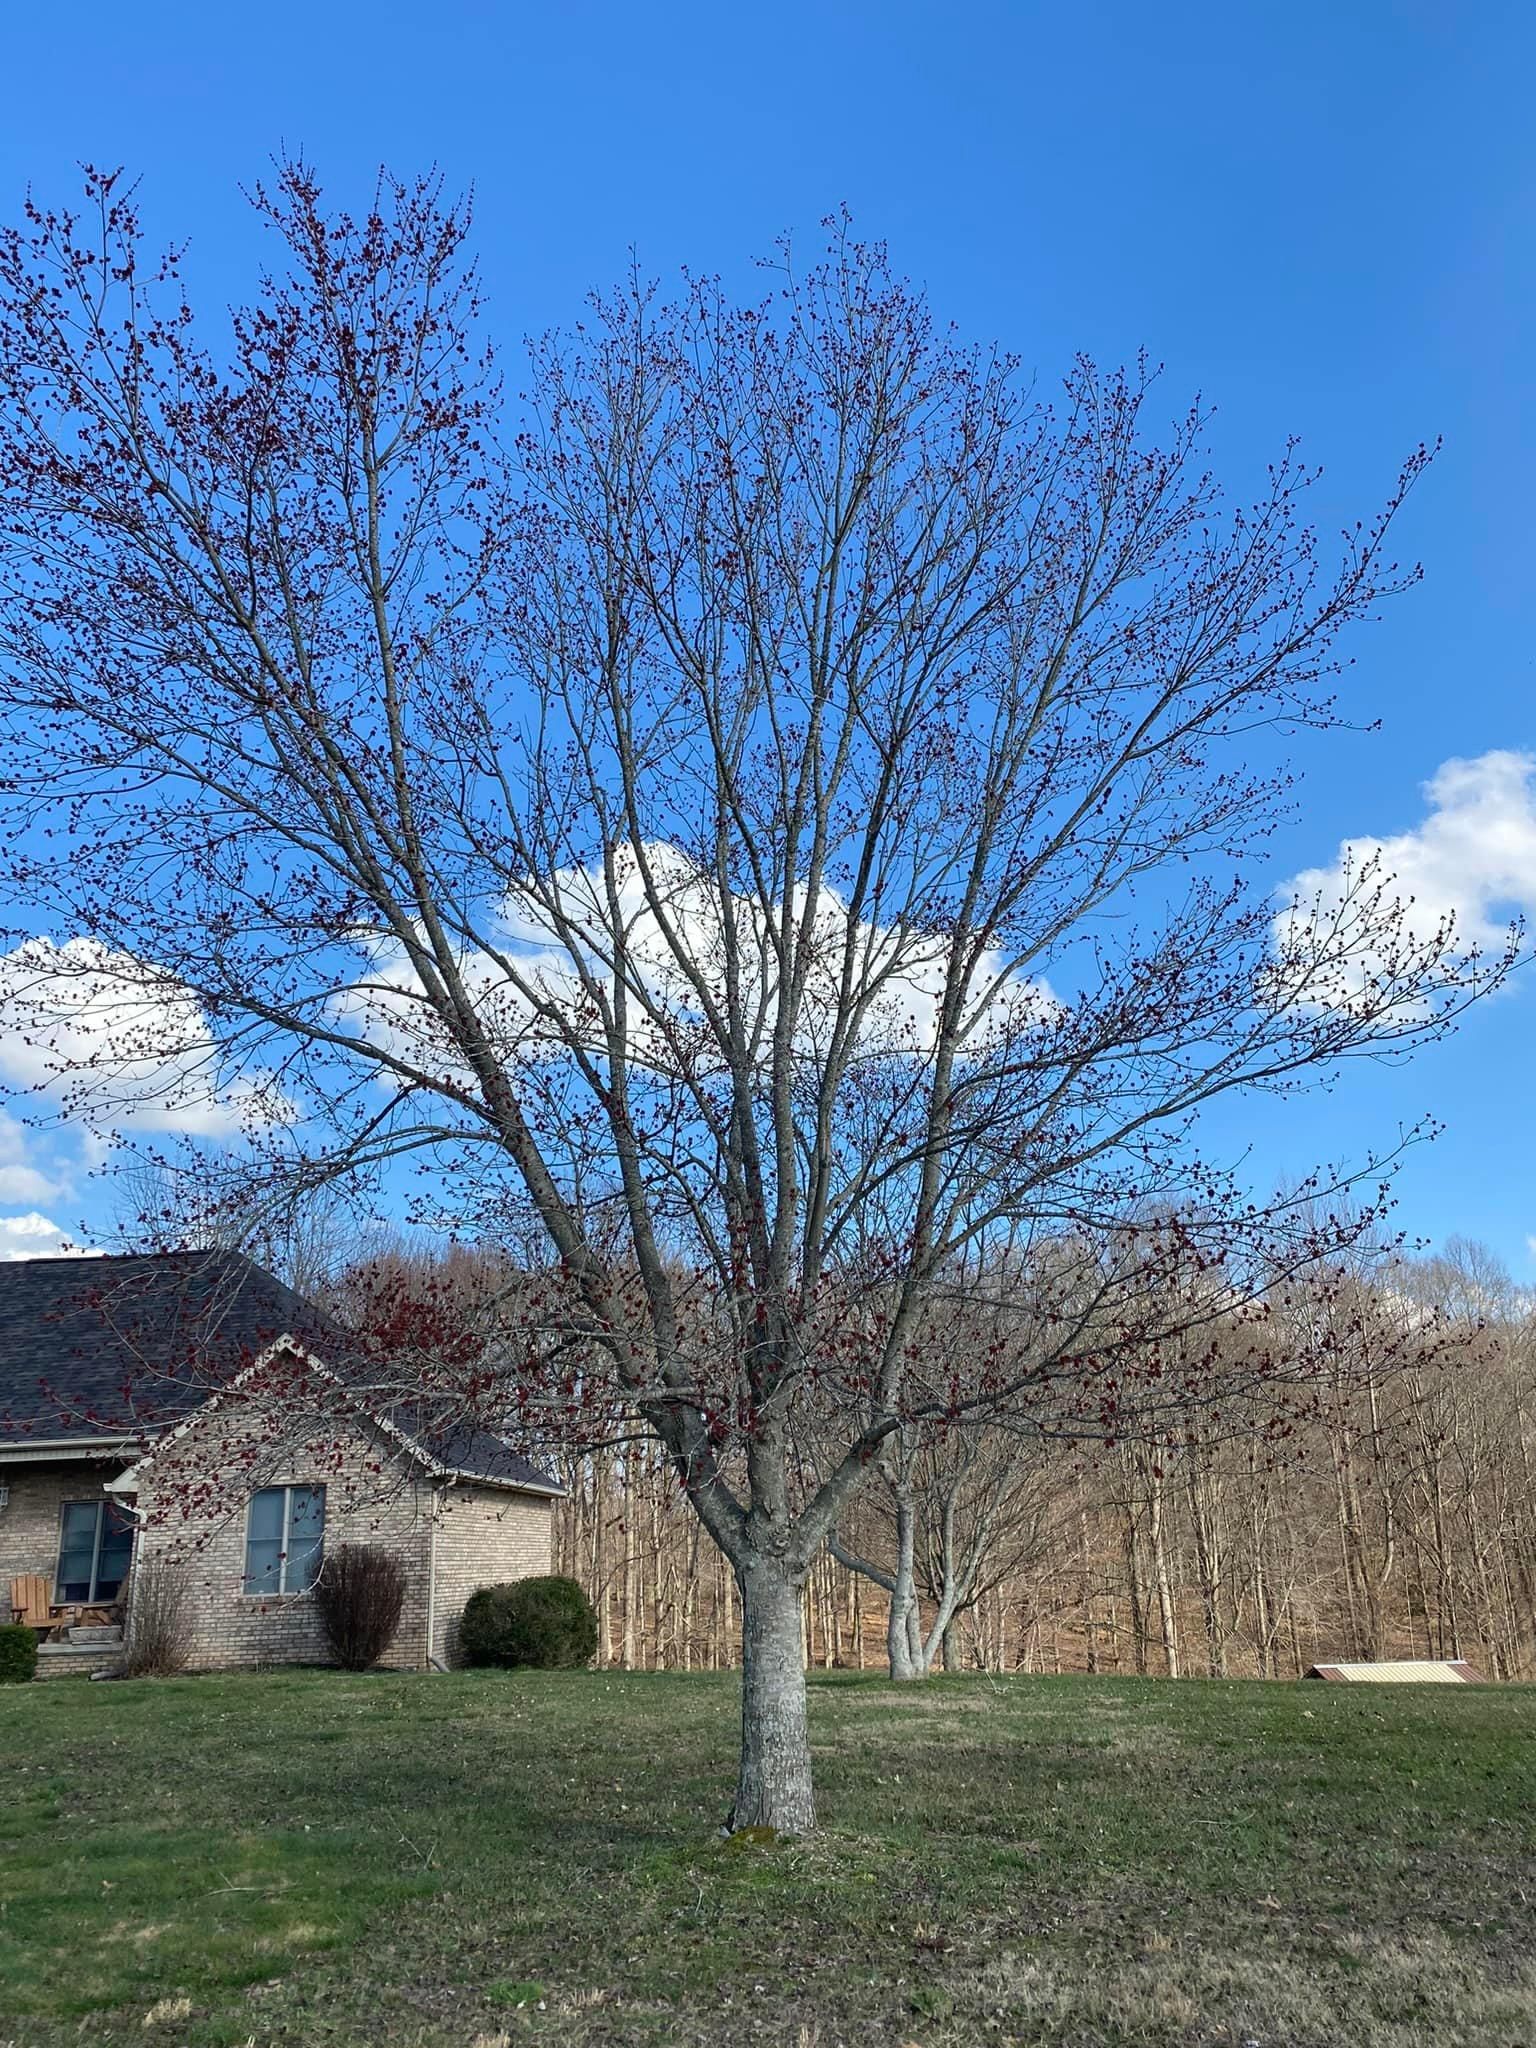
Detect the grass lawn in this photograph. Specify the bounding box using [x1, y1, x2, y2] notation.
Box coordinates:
[2, 1669, 1533, 2047]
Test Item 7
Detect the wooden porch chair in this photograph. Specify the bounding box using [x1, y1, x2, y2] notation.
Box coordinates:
[9, 1574, 52, 1630]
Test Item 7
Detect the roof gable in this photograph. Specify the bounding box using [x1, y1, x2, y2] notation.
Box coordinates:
[0, 1248, 335, 1442]
[0, 1249, 561, 1497]
[110, 1335, 563, 1499]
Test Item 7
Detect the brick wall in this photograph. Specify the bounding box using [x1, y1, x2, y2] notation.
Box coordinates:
[129, 1365, 554, 1672]
[133, 1388, 437, 1670]
[429, 1484, 554, 1666]
[0, 1461, 123, 1600]
[3, 1366, 556, 1671]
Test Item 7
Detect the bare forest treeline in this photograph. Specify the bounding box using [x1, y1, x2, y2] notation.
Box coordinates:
[546, 1248, 1536, 1682]
[285, 1226, 1536, 1683]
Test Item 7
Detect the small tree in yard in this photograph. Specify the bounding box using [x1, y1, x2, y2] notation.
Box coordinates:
[830, 1411, 1062, 1680]
[0, 167, 1513, 1832]
[314, 1544, 408, 1671]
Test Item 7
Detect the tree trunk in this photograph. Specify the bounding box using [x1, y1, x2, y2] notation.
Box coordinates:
[1079, 1484, 1100, 1675]
[1123, 1502, 1151, 1677]
[719, 1552, 737, 1669]
[621, 1465, 639, 1670]
[731, 1559, 815, 1835]
[886, 1490, 924, 1680]
[1145, 1465, 1180, 1680]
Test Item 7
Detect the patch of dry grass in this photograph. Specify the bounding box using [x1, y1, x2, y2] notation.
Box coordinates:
[140, 1996, 193, 2028]
[953, 1930, 1536, 2047]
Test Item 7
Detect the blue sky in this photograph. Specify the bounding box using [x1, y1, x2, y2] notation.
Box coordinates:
[0, 0, 1532, 1269]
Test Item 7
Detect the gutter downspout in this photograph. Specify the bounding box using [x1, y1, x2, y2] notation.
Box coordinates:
[425, 1486, 440, 1671]
[425, 1473, 463, 1672]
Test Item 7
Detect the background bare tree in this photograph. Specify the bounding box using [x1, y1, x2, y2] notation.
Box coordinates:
[0, 167, 1511, 1830]
[831, 1414, 1059, 1678]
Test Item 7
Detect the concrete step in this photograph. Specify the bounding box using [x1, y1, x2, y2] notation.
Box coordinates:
[66, 1624, 123, 1646]
[37, 1641, 118, 1679]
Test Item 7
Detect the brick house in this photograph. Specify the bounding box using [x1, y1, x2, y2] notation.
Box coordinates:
[0, 1250, 561, 1676]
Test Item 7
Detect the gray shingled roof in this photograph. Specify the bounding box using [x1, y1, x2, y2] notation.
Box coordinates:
[0, 1248, 559, 1495]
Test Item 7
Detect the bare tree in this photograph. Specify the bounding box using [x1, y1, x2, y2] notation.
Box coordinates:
[0, 166, 1510, 1831]
[832, 1414, 1058, 1678]
[109, 1152, 369, 1299]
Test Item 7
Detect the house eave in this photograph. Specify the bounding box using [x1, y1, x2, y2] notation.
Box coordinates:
[0, 1436, 150, 1466]
[438, 1470, 567, 1501]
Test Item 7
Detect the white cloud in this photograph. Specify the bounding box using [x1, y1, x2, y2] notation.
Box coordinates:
[0, 1210, 94, 1261]
[1274, 750, 1536, 1007]
[0, 936, 284, 1141]
[337, 841, 1056, 1082]
[0, 1109, 64, 1205]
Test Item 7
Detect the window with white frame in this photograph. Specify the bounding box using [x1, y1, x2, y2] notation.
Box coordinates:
[242, 1484, 326, 1595]
[56, 1499, 135, 1603]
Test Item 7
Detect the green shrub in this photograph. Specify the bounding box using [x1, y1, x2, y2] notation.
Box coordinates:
[460, 1575, 598, 1670]
[0, 1624, 38, 1684]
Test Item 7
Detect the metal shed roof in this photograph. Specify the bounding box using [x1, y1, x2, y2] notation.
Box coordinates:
[1304, 1660, 1483, 1683]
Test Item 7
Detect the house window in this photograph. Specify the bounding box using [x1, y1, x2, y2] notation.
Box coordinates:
[56, 1500, 135, 1604]
[242, 1485, 326, 1595]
